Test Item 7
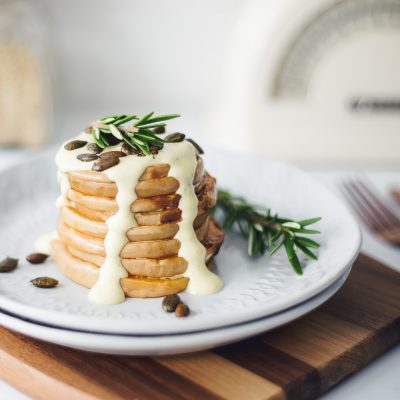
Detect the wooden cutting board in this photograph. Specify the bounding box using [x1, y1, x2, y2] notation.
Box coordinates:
[0, 253, 399, 400]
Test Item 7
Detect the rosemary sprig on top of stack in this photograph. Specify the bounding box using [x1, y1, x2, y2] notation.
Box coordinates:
[215, 189, 321, 275]
[87, 112, 180, 156]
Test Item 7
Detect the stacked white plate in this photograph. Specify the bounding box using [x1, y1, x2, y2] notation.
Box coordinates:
[0, 151, 361, 355]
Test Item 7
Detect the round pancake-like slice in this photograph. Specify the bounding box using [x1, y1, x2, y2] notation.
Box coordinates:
[194, 171, 207, 194]
[61, 206, 107, 238]
[58, 222, 105, 256]
[139, 164, 170, 181]
[52, 239, 98, 288]
[122, 276, 189, 298]
[194, 210, 209, 229]
[126, 223, 179, 242]
[194, 156, 204, 184]
[121, 256, 188, 277]
[51, 240, 189, 297]
[68, 245, 104, 267]
[204, 218, 224, 261]
[68, 173, 118, 198]
[197, 172, 217, 212]
[68, 170, 113, 184]
[120, 239, 181, 259]
[68, 246, 187, 278]
[195, 215, 210, 242]
[134, 208, 182, 226]
[66, 200, 113, 222]
[135, 177, 180, 198]
[131, 194, 181, 213]
[67, 189, 118, 213]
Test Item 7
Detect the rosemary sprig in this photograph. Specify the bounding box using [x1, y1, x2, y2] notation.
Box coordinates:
[87, 113, 180, 155]
[215, 189, 321, 275]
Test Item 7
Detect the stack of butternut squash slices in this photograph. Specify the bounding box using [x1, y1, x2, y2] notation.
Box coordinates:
[52, 155, 224, 298]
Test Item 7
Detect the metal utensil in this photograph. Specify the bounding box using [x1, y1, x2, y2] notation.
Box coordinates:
[342, 179, 400, 246]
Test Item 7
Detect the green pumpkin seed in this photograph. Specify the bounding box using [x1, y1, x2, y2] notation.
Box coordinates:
[162, 294, 181, 313]
[0, 257, 18, 272]
[165, 132, 185, 143]
[30, 276, 59, 288]
[64, 140, 87, 151]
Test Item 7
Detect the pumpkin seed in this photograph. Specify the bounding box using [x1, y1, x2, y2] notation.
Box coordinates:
[0, 257, 18, 272]
[92, 156, 120, 172]
[99, 151, 127, 159]
[121, 143, 135, 155]
[64, 140, 87, 151]
[175, 303, 190, 318]
[165, 132, 185, 143]
[150, 146, 160, 155]
[30, 276, 59, 288]
[121, 143, 145, 156]
[186, 138, 204, 154]
[87, 142, 103, 154]
[162, 294, 181, 313]
[26, 253, 49, 264]
[77, 153, 99, 162]
[153, 126, 165, 134]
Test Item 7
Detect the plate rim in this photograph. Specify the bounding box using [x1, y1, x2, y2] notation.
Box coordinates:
[0, 267, 351, 355]
[0, 150, 362, 334]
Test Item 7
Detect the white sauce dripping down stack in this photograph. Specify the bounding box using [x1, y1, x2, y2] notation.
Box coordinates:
[55, 133, 223, 304]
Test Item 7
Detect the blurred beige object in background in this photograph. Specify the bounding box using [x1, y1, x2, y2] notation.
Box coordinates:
[208, 0, 400, 164]
[0, 0, 50, 147]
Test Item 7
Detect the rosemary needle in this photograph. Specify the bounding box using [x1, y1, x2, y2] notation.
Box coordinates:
[87, 113, 180, 156]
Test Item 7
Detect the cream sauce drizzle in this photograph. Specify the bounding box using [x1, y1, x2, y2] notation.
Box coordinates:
[55, 132, 223, 304]
[35, 230, 59, 255]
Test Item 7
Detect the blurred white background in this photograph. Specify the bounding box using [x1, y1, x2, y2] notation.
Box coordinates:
[33, 0, 244, 142]
[1, 0, 399, 164]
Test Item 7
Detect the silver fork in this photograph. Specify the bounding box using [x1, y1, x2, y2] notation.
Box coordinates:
[342, 179, 400, 246]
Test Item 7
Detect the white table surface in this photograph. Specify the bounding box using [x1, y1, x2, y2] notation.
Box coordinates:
[0, 150, 398, 400]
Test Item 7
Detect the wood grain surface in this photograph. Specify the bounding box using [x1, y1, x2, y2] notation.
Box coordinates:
[0, 253, 399, 400]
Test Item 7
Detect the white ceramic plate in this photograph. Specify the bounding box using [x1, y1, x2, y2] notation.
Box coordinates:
[0, 267, 350, 355]
[0, 150, 361, 334]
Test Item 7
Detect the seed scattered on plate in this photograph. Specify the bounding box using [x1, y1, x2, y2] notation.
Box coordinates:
[165, 132, 185, 143]
[92, 156, 120, 172]
[162, 294, 181, 313]
[0, 257, 18, 273]
[30, 276, 59, 288]
[99, 151, 127, 159]
[175, 303, 190, 318]
[87, 142, 103, 154]
[77, 153, 99, 162]
[64, 140, 87, 151]
[26, 253, 49, 264]
[186, 138, 204, 154]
